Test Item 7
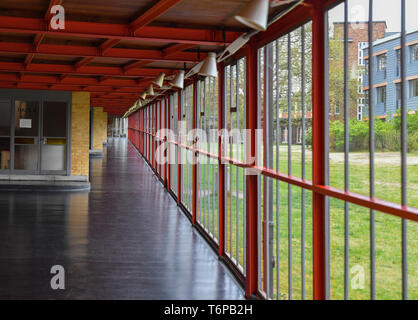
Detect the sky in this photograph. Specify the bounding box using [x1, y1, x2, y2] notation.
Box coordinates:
[328, 0, 418, 32]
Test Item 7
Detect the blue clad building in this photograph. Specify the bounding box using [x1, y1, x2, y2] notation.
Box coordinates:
[362, 29, 418, 119]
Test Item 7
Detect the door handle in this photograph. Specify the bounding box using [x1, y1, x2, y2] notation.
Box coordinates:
[41, 137, 47, 145]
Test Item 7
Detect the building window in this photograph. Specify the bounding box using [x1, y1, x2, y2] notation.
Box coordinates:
[357, 105, 363, 121]
[296, 127, 302, 144]
[357, 97, 365, 121]
[365, 58, 369, 75]
[281, 127, 288, 144]
[335, 104, 341, 115]
[410, 44, 418, 63]
[377, 54, 387, 72]
[357, 68, 364, 94]
[397, 49, 401, 76]
[396, 83, 402, 109]
[410, 79, 418, 98]
[377, 86, 386, 103]
[377, 86, 386, 112]
[358, 42, 368, 66]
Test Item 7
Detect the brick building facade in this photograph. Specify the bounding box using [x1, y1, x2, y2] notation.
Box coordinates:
[333, 21, 387, 120]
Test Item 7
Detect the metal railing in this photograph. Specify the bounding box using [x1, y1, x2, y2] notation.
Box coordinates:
[127, 0, 418, 300]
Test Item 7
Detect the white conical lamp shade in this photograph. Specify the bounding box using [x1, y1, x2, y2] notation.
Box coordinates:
[140, 92, 147, 100]
[169, 70, 185, 89]
[152, 72, 165, 88]
[146, 84, 155, 96]
[198, 52, 218, 78]
[235, 0, 269, 31]
[186, 61, 203, 78]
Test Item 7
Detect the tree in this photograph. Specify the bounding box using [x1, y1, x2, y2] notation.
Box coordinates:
[329, 26, 362, 118]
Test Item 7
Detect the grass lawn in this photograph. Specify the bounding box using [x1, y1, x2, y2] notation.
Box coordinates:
[186, 143, 418, 300]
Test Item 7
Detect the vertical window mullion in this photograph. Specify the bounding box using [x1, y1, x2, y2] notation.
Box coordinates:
[229, 65, 233, 256]
[212, 78, 216, 238]
[287, 32, 293, 300]
[368, 0, 376, 300]
[236, 63, 240, 265]
[275, 38, 281, 300]
[301, 24, 307, 301]
[343, 1, 350, 301]
[400, 0, 408, 300]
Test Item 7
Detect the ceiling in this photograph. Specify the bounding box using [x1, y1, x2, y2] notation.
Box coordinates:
[0, 0, 294, 115]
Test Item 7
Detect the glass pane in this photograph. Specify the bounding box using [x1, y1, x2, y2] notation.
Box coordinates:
[41, 140, 66, 171]
[0, 137, 10, 170]
[14, 144, 38, 170]
[0, 101, 11, 136]
[15, 101, 39, 137]
[43, 101, 67, 137]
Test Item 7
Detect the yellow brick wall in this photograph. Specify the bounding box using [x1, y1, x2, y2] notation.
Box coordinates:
[93, 107, 108, 151]
[71, 92, 90, 177]
[102, 111, 108, 144]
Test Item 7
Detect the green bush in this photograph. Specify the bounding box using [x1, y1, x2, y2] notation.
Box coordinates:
[306, 111, 418, 152]
[408, 130, 418, 152]
[349, 118, 369, 151]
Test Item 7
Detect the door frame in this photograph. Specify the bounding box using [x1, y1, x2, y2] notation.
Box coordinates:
[0, 98, 12, 175]
[39, 101, 71, 175]
[11, 98, 42, 175]
[0, 89, 72, 176]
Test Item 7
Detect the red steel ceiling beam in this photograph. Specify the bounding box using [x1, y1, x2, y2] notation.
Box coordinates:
[98, 76, 114, 83]
[101, 0, 183, 54]
[23, 1, 62, 76]
[75, 57, 95, 70]
[92, 94, 138, 98]
[124, 43, 196, 72]
[99, 103, 133, 107]
[103, 112, 129, 116]
[100, 39, 121, 55]
[123, 60, 151, 73]
[131, 0, 182, 34]
[0, 73, 150, 89]
[96, 107, 133, 110]
[105, 110, 125, 114]
[99, 102, 133, 106]
[102, 106, 130, 109]
[25, 1, 62, 67]
[98, 109, 130, 113]
[0, 80, 147, 94]
[0, 61, 176, 78]
[24, 54, 35, 66]
[92, 99, 138, 103]
[163, 43, 195, 58]
[93, 104, 136, 109]
[0, 16, 239, 46]
[92, 101, 137, 106]
[0, 42, 202, 63]
[92, 101, 136, 106]
[33, 34, 45, 52]
[91, 92, 139, 98]
[92, 92, 140, 97]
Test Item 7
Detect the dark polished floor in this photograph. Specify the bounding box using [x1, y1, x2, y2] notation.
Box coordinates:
[0, 138, 244, 299]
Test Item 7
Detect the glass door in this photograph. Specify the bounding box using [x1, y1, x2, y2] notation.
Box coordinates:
[13, 100, 68, 175]
[0, 100, 11, 172]
[40, 101, 67, 174]
[14, 100, 40, 173]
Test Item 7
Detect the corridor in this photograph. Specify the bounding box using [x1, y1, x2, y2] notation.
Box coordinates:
[0, 138, 244, 299]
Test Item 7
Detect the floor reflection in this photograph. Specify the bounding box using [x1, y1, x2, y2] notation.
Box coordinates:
[0, 138, 244, 299]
